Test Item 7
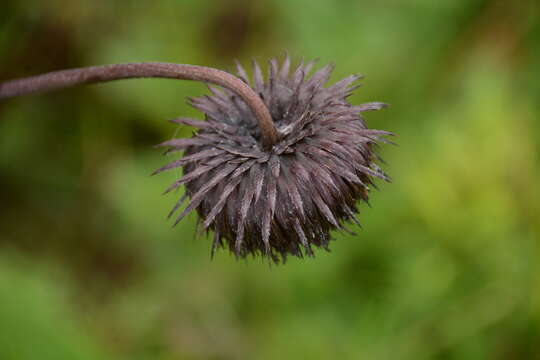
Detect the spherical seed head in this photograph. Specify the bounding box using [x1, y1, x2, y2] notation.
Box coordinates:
[155, 56, 392, 263]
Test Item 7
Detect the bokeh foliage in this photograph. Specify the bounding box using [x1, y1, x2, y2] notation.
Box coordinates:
[1, 0, 539, 359]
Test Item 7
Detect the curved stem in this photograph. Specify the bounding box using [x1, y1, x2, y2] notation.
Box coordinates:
[0, 62, 279, 148]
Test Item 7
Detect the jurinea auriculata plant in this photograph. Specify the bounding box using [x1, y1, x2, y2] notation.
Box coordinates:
[0, 55, 392, 264]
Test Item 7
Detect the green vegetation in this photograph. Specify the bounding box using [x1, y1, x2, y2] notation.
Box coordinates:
[1, 0, 539, 358]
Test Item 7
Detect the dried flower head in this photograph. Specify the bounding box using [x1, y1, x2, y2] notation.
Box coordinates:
[155, 56, 391, 263]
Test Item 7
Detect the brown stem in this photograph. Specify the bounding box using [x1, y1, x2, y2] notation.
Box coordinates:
[0, 62, 279, 148]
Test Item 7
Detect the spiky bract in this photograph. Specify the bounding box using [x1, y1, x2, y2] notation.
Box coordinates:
[155, 56, 391, 263]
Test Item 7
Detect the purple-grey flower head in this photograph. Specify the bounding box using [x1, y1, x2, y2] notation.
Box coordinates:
[155, 56, 392, 263]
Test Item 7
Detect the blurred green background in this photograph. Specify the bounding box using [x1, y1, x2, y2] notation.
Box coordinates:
[1, 0, 539, 359]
